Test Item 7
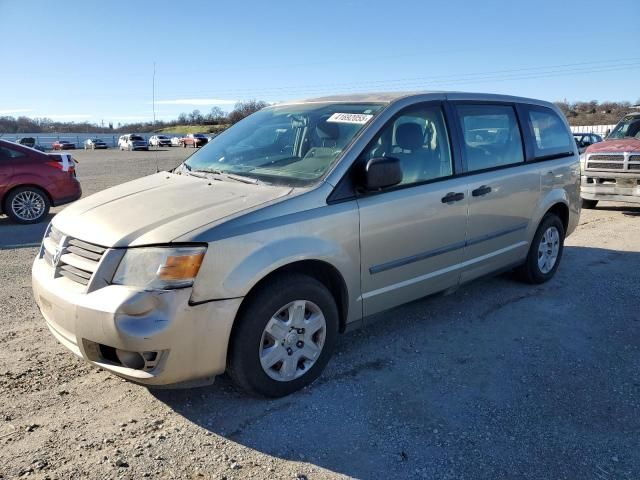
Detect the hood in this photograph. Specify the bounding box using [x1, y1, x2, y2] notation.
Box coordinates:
[53, 172, 292, 247]
[586, 138, 640, 154]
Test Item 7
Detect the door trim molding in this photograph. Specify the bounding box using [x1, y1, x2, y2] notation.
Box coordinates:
[362, 240, 528, 300]
[368, 222, 528, 275]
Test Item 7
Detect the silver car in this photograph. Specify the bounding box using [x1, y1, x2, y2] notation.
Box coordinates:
[32, 92, 580, 397]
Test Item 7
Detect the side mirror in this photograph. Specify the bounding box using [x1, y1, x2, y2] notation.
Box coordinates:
[361, 156, 402, 191]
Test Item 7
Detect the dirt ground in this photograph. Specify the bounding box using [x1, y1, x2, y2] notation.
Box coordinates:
[1, 148, 639, 479]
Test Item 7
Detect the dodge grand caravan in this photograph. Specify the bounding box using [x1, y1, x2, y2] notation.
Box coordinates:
[32, 92, 580, 397]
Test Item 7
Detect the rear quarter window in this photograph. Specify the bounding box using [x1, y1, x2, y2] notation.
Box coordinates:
[0, 146, 26, 160]
[526, 106, 574, 159]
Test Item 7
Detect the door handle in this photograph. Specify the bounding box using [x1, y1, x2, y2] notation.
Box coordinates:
[471, 185, 492, 197]
[441, 192, 465, 204]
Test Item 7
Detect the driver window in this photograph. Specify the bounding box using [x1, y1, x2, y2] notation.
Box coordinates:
[362, 105, 453, 185]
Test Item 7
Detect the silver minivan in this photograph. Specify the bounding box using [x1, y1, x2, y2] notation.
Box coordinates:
[32, 92, 580, 397]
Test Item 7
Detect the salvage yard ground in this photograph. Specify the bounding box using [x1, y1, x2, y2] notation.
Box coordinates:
[1, 148, 639, 479]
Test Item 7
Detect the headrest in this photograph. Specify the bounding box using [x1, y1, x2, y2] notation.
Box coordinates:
[316, 118, 340, 140]
[396, 123, 423, 150]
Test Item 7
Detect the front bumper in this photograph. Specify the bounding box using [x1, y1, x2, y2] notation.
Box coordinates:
[32, 256, 242, 386]
[581, 172, 640, 204]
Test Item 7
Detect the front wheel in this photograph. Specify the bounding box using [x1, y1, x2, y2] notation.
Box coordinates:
[581, 198, 598, 209]
[517, 213, 565, 284]
[227, 274, 339, 397]
[4, 186, 51, 224]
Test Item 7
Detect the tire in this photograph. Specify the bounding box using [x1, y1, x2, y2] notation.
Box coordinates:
[227, 273, 339, 397]
[581, 198, 598, 209]
[517, 213, 565, 284]
[4, 186, 51, 224]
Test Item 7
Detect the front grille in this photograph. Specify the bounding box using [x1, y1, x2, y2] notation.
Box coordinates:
[41, 226, 106, 286]
[629, 163, 640, 171]
[587, 162, 624, 170]
[588, 154, 624, 162]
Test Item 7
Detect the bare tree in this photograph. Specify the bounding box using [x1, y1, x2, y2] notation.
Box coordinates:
[227, 100, 268, 124]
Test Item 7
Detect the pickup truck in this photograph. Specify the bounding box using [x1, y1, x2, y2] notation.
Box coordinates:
[580, 111, 640, 208]
[180, 133, 208, 148]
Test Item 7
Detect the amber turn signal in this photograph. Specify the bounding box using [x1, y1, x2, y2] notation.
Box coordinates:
[157, 252, 205, 281]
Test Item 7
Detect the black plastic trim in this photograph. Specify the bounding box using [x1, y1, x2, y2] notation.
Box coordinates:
[369, 222, 529, 274]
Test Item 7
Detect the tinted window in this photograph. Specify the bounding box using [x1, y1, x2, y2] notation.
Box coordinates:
[528, 107, 573, 156]
[456, 104, 524, 172]
[362, 104, 452, 185]
[0, 146, 26, 160]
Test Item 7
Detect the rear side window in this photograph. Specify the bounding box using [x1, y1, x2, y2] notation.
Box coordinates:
[455, 104, 524, 172]
[527, 106, 573, 158]
[0, 146, 26, 160]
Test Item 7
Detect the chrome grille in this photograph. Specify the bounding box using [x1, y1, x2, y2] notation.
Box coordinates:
[585, 152, 640, 172]
[588, 154, 624, 162]
[587, 162, 624, 170]
[41, 226, 106, 286]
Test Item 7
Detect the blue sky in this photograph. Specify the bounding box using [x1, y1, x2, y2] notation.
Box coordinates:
[0, 0, 638, 124]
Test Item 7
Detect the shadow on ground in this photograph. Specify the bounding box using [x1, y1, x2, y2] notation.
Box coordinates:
[0, 214, 53, 249]
[592, 203, 640, 217]
[151, 246, 640, 479]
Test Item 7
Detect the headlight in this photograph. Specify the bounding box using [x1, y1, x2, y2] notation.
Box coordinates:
[112, 246, 206, 290]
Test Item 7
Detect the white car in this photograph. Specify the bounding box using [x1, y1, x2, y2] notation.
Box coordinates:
[170, 136, 182, 147]
[84, 138, 108, 150]
[148, 135, 172, 147]
[118, 134, 148, 151]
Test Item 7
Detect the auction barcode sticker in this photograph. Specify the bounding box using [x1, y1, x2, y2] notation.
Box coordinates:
[327, 113, 374, 124]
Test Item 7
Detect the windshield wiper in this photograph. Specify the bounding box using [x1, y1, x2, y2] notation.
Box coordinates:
[191, 168, 260, 185]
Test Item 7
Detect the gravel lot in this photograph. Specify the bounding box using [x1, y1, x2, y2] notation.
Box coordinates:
[1, 148, 639, 479]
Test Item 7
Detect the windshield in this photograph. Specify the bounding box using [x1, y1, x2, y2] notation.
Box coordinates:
[608, 115, 640, 139]
[182, 102, 384, 186]
[130, 135, 144, 141]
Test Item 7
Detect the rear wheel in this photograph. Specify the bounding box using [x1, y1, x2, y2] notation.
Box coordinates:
[517, 213, 565, 284]
[227, 274, 339, 397]
[4, 187, 50, 224]
[581, 198, 598, 209]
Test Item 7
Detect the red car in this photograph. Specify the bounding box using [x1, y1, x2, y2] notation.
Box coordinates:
[52, 140, 76, 150]
[0, 140, 81, 224]
[180, 133, 208, 148]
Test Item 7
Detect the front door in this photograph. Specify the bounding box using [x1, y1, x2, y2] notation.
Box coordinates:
[357, 102, 469, 317]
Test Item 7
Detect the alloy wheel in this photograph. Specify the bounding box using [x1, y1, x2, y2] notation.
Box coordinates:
[11, 190, 46, 221]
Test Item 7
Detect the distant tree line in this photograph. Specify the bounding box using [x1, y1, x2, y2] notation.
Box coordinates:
[553, 100, 640, 126]
[1, 99, 637, 134]
[0, 100, 269, 134]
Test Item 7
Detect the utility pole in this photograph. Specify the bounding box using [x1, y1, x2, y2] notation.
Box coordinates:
[152, 62, 156, 130]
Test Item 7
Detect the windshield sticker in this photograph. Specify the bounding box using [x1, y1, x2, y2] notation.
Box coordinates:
[326, 113, 374, 124]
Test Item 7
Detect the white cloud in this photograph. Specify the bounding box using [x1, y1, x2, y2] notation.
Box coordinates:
[153, 98, 237, 106]
[0, 108, 32, 115]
